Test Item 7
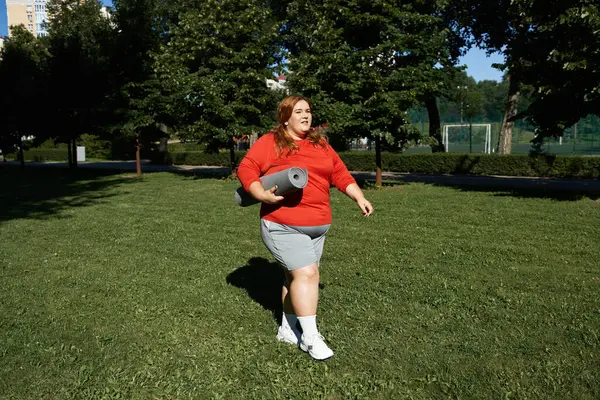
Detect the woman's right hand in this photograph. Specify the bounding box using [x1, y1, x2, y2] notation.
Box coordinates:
[248, 181, 284, 204]
[259, 185, 285, 204]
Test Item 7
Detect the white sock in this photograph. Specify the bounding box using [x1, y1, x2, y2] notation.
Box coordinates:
[282, 312, 299, 332]
[298, 315, 318, 338]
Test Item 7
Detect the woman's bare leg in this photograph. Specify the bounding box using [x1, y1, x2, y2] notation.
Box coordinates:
[288, 263, 319, 316]
[287, 262, 333, 359]
[282, 270, 294, 314]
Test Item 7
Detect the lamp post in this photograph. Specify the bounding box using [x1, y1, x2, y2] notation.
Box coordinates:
[457, 85, 467, 150]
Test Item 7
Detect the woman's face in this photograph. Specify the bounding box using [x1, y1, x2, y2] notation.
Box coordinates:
[285, 100, 312, 137]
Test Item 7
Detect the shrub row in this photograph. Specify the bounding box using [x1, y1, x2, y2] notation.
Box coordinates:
[337, 152, 600, 178]
[167, 142, 207, 152]
[152, 150, 600, 178]
[9, 134, 112, 160]
[150, 150, 247, 167]
[7, 149, 69, 162]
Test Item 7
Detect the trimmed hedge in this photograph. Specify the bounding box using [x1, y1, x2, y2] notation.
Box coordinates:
[7, 149, 69, 162]
[150, 150, 600, 178]
[150, 150, 247, 167]
[34, 135, 112, 160]
[167, 142, 208, 152]
[337, 153, 600, 178]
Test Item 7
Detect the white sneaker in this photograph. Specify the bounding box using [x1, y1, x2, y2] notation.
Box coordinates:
[276, 325, 301, 345]
[300, 334, 334, 360]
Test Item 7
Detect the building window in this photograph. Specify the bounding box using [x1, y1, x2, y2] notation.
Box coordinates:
[27, 5, 32, 13]
[28, 24, 33, 31]
[28, 15, 33, 21]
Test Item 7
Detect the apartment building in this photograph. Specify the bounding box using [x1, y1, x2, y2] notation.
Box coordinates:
[0, 0, 49, 37]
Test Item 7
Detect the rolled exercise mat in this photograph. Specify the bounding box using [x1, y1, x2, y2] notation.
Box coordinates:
[235, 167, 308, 207]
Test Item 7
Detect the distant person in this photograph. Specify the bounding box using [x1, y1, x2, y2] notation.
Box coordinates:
[237, 95, 373, 360]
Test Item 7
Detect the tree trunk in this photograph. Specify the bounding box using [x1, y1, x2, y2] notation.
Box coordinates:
[158, 136, 168, 153]
[19, 135, 25, 169]
[136, 135, 141, 177]
[425, 93, 444, 152]
[498, 75, 520, 154]
[229, 145, 236, 174]
[375, 134, 382, 187]
[67, 140, 73, 169]
[71, 138, 78, 168]
[469, 122, 473, 153]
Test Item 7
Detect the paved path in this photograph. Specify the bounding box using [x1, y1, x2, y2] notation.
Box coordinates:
[352, 171, 600, 194]
[2, 160, 229, 175]
[4, 160, 599, 194]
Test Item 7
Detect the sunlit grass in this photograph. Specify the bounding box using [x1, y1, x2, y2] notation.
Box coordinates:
[1, 168, 599, 399]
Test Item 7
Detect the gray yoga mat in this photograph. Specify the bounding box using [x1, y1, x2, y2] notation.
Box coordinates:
[235, 167, 308, 207]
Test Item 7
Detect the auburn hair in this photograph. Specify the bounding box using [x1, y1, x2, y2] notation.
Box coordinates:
[272, 95, 328, 156]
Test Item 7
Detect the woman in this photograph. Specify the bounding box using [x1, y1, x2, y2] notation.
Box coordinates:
[237, 96, 373, 360]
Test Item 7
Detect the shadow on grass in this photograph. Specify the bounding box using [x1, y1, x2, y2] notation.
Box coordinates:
[455, 186, 599, 201]
[354, 174, 600, 201]
[355, 179, 406, 190]
[0, 165, 140, 223]
[149, 167, 231, 181]
[0, 163, 235, 223]
[424, 180, 600, 201]
[226, 257, 284, 324]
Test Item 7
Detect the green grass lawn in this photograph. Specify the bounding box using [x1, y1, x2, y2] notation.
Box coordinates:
[1, 167, 599, 399]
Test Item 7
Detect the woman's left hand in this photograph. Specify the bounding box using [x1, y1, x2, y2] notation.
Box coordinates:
[357, 199, 373, 216]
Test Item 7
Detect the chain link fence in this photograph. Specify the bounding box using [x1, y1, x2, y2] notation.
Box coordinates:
[404, 115, 600, 155]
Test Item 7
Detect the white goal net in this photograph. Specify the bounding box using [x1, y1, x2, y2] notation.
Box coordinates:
[442, 124, 492, 154]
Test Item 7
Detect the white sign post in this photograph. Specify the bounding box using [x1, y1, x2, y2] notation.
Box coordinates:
[77, 146, 86, 162]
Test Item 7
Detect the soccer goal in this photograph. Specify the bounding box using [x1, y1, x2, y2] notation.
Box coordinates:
[442, 124, 492, 154]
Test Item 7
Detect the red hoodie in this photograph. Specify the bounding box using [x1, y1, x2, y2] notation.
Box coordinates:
[236, 133, 356, 226]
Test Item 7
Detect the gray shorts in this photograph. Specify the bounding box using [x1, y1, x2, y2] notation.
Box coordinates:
[260, 219, 330, 271]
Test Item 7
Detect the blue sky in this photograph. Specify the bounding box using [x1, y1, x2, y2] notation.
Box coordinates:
[0, 2, 7, 37]
[458, 47, 505, 82]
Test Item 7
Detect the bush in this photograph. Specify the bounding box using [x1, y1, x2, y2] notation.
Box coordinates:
[79, 134, 111, 160]
[11, 149, 70, 162]
[7, 136, 111, 161]
[152, 150, 599, 178]
[150, 150, 247, 168]
[167, 142, 208, 152]
[36, 139, 68, 149]
[337, 152, 600, 178]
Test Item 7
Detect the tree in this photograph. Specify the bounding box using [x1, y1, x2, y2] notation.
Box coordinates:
[461, 85, 484, 153]
[420, 2, 467, 153]
[449, 0, 600, 153]
[108, 0, 165, 176]
[478, 79, 508, 122]
[451, 74, 483, 123]
[284, 0, 454, 185]
[446, 0, 526, 154]
[45, 0, 113, 168]
[153, 0, 282, 170]
[515, 2, 600, 141]
[0, 26, 48, 167]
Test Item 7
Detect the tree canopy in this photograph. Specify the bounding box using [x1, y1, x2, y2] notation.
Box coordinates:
[44, 0, 114, 166]
[284, 0, 456, 151]
[0, 25, 48, 164]
[0, 0, 598, 166]
[152, 0, 282, 151]
[448, 0, 600, 151]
